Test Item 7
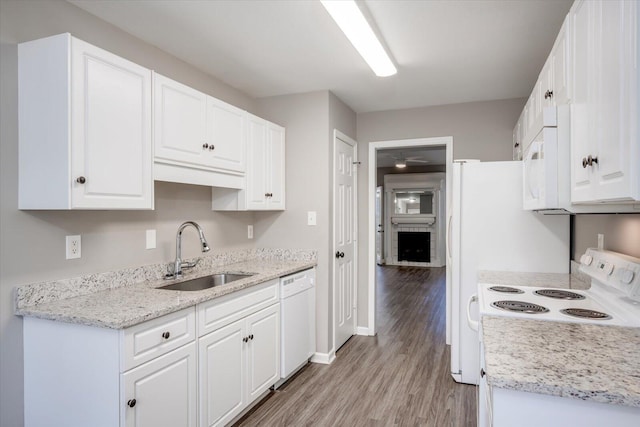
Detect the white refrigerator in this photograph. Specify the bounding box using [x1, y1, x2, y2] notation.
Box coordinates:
[447, 160, 570, 385]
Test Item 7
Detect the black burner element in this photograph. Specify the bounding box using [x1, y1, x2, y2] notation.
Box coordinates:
[560, 308, 612, 320]
[491, 300, 549, 314]
[489, 286, 524, 294]
[534, 289, 586, 300]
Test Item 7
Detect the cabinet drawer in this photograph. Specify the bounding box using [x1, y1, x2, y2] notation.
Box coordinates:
[123, 307, 196, 371]
[198, 280, 279, 337]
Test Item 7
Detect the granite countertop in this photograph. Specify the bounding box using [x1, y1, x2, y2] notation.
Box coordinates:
[15, 254, 316, 329]
[482, 315, 640, 407]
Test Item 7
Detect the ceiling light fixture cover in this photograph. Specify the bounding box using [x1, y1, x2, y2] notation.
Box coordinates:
[320, 0, 397, 77]
[395, 161, 406, 168]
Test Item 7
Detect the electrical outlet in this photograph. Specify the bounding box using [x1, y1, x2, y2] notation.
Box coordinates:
[248, 225, 254, 239]
[66, 235, 81, 260]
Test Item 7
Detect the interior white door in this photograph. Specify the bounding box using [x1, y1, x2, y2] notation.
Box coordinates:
[334, 134, 357, 351]
[375, 186, 384, 265]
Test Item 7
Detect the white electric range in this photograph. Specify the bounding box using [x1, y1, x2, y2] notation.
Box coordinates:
[473, 248, 640, 427]
[476, 248, 640, 327]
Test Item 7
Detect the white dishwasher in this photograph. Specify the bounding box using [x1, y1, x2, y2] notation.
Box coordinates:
[280, 267, 315, 380]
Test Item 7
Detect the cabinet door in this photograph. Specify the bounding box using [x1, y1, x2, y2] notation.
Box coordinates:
[551, 17, 570, 104]
[570, 0, 598, 202]
[70, 38, 153, 209]
[122, 343, 197, 427]
[199, 319, 245, 427]
[593, 0, 637, 201]
[154, 74, 209, 168]
[206, 97, 246, 173]
[266, 124, 286, 210]
[246, 115, 269, 210]
[245, 304, 280, 401]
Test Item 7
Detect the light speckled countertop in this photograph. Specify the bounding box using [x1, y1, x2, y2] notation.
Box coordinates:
[15, 254, 315, 329]
[482, 316, 640, 407]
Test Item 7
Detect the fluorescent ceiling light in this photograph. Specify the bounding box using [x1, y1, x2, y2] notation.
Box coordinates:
[395, 161, 406, 168]
[320, 0, 397, 77]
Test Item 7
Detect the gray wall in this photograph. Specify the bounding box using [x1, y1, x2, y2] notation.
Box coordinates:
[573, 214, 640, 259]
[0, 1, 258, 425]
[355, 99, 524, 326]
[254, 91, 357, 355]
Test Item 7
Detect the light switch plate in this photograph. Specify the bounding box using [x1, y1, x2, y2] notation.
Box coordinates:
[307, 211, 317, 226]
[146, 229, 156, 249]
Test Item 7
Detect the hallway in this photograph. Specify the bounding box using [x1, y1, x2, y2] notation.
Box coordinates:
[236, 266, 476, 426]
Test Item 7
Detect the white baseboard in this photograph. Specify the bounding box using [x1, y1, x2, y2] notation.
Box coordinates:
[311, 350, 336, 365]
[356, 326, 371, 336]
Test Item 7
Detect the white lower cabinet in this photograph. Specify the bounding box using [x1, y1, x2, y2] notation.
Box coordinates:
[198, 303, 280, 427]
[122, 342, 197, 427]
[23, 282, 283, 427]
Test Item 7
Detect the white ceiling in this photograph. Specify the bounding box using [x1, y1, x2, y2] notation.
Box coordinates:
[69, 0, 573, 113]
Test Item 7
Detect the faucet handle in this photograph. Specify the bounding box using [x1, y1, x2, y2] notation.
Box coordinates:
[180, 258, 201, 271]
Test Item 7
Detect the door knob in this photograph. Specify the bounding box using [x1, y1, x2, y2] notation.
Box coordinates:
[127, 399, 136, 408]
[335, 251, 345, 258]
[76, 176, 86, 184]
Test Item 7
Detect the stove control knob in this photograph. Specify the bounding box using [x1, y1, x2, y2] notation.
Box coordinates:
[620, 269, 635, 285]
[603, 262, 614, 276]
[580, 254, 593, 266]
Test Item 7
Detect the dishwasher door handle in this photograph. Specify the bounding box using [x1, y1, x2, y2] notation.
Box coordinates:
[467, 294, 479, 332]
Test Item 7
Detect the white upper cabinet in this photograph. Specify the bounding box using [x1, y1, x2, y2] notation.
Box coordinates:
[520, 15, 571, 147]
[246, 115, 286, 211]
[19, 33, 153, 209]
[153, 73, 245, 188]
[212, 114, 286, 211]
[153, 74, 208, 168]
[206, 97, 246, 173]
[570, 0, 639, 203]
[550, 17, 571, 105]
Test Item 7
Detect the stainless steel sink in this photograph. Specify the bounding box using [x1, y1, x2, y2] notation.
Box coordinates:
[158, 273, 255, 291]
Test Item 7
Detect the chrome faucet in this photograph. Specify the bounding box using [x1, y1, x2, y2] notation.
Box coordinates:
[167, 221, 210, 279]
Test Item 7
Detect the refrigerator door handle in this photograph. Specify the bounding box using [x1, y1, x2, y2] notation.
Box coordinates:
[467, 294, 479, 332]
[447, 214, 453, 261]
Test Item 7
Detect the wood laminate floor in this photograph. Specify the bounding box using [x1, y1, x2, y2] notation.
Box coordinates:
[235, 266, 476, 427]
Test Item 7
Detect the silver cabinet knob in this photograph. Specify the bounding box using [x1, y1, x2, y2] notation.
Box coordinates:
[203, 143, 209, 149]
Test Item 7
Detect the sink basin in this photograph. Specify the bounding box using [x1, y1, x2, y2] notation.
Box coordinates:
[158, 273, 255, 291]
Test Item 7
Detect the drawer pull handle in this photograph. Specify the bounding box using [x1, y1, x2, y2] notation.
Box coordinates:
[161, 331, 170, 340]
[127, 399, 136, 408]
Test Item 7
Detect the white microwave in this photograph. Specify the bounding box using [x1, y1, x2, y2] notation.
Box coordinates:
[522, 107, 564, 213]
[522, 105, 638, 214]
